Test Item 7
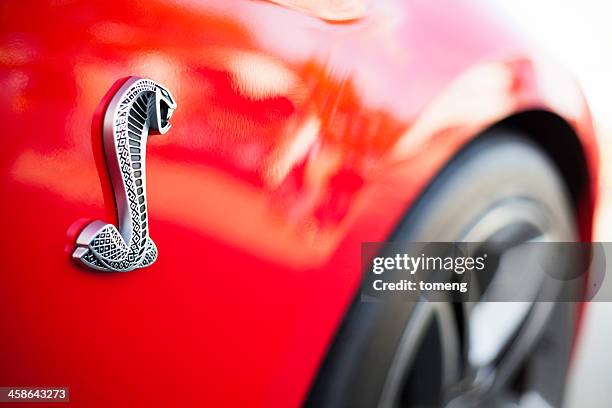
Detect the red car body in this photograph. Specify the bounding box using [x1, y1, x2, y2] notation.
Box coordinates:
[0, 0, 598, 406]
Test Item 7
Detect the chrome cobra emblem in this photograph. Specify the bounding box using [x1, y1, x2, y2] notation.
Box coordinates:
[73, 77, 176, 272]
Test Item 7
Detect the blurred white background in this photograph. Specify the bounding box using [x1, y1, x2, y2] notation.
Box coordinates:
[496, 1, 612, 406]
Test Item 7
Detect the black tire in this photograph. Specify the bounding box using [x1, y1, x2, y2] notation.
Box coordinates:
[306, 132, 578, 408]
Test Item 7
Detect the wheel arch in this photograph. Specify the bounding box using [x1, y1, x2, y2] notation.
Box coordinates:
[487, 109, 594, 240]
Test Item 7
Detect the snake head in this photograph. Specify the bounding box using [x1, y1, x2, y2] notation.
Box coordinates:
[150, 84, 177, 135]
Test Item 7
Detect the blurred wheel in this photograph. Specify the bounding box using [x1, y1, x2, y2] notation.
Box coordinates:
[307, 132, 579, 408]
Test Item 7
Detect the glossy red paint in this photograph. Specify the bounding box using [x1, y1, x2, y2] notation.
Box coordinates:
[0, 0, 598, 407]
